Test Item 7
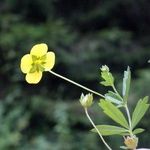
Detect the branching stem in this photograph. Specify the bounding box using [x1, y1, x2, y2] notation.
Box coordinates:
[112, 84, 133, 135]
[112, 84, 123, 101]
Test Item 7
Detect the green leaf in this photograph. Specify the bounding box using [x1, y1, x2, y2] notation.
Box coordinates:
[100, 71, 114, 86]
[99, 100, 129, 128]
[91, 125, 127, 136]
[131, 96, 149, 128]
[105, 91, 123, 105]
[120, 146, 128, 149]
[122, 66, 131, 101]
[133, 128, 145, 135]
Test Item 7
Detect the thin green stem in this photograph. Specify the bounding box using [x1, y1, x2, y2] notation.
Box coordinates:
[112, 84, 133, 135]
[125, 104, 133, 136]
[49, 70, 105, 98]
[112, 84, 123, 101]
[84, 108, 112, 150]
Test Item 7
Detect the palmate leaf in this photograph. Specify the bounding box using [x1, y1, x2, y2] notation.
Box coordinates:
[99, 100, 129, 128]
[122, 67, 131, 102]
[131, 96, 149, 128]
[91, 125, 127, 136]
[105, 91, 123, 105]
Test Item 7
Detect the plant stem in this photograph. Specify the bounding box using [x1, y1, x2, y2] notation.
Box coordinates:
[112, 84, 123, 101]
[84, 108, 112, 150]
[125, 104, 133, 136]
[112, 84, 133, 135]
[49, 70, 105, 98]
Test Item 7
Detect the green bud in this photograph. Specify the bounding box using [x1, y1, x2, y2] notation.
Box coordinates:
[101, 65, 110, 72]
[80, 93, 93, 108]
[124, 136, 138, 150]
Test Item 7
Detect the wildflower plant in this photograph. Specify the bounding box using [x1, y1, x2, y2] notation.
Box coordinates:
[20, 43, 149, 150]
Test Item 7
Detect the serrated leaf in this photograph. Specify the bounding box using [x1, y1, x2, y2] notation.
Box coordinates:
[91, 125, 127, 136]
[122, 66, 131, 101]
[133, 128, 145, 135]
[101, 71, 114, 86]
[99, 100, 129, 128]
[105, 91, 123, 105]
[131, 96, 149, 128]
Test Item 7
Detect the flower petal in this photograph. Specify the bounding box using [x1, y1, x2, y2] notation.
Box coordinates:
[20, 54, 32, 73]
[44, 52, 55, 71]
[25, 71, 42, 84]
[30, 43, 48, 57]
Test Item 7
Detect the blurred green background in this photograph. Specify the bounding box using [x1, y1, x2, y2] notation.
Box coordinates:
[0, 0, 150, 149]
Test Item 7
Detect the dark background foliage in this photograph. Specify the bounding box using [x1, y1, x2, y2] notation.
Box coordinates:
[0, 0, 149, 149]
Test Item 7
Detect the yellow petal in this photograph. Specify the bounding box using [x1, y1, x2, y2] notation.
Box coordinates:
[44, 52, 55, 71]
[20, 54, 32, 73]
[25, 71, 42, 84]
[30, 43, 48, 57]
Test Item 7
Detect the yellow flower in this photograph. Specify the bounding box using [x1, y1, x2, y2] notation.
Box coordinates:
[20, 43, 55, 84]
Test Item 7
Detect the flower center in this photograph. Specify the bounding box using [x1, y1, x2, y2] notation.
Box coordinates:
[29, 55, 46, 73]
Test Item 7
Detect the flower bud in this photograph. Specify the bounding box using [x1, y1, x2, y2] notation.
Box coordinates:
[80, 93, 93, 108]
[101, 65, 109, 72]
[124, 136, 138, 150]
